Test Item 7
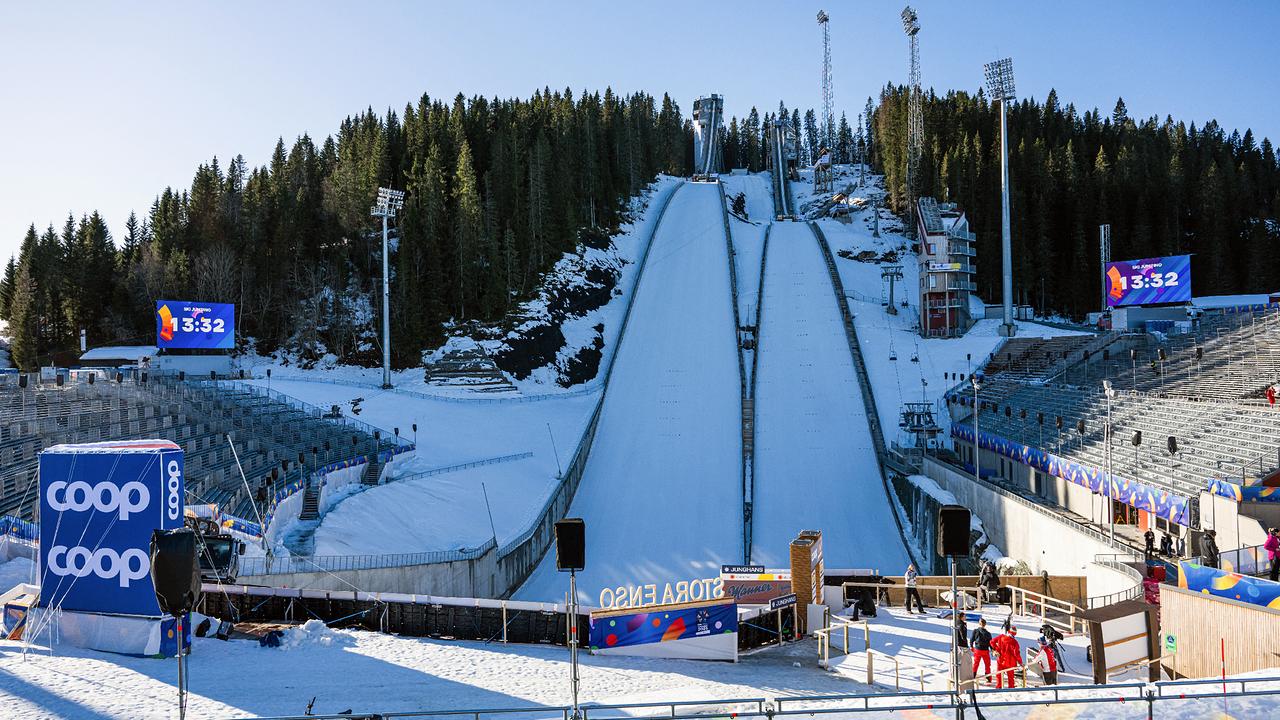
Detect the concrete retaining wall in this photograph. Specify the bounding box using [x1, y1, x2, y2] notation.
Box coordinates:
[921, 457, 1138, 599]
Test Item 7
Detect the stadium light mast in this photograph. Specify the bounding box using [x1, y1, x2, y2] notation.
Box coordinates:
[371, 187, 406, 389]
[902, 6, 922, 238]
[817, 10, 834, 151]
[984, 57, 1017, 337]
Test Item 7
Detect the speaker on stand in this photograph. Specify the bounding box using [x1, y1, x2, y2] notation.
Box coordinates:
[937, 504, 972, 704]
[151, 528, 202, 720]
[554, 518, 585, 718]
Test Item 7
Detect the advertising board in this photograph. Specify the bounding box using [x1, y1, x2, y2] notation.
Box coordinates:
[1105, 255, 1192, 307]
[156, 300, 235, 349]
[38, 440, 185, 616]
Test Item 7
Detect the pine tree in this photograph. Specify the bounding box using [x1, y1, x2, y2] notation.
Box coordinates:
[8, 262, 38, 370]
[0, 255, 15, 320]
[453, 139, 483, 320]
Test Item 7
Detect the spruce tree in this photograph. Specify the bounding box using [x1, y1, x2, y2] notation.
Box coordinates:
[8, 262, 38, 371]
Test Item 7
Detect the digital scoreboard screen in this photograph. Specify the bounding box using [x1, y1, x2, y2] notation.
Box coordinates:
[1105, 255, 1192, 307]
[156, 300, 235, 349]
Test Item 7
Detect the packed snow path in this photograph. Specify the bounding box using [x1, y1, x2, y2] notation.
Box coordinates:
[519, 183, 742, 602]
[750, 222, 909, 572]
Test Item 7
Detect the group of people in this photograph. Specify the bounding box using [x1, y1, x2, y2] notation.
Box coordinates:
[1148, 526, 1280, 581]
[958, 616, 1059, 687]
[901, 559, 1001, 615]
[1142, 528, 1186, 561]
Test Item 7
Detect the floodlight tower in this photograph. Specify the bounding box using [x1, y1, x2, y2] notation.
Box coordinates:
[817, 11, 834, 150]
[984, 57, 1017, 337]
[371, 187, 406, 389]
[901, 6, 923, 238]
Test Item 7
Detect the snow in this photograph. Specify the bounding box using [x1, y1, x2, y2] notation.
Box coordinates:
[0, 627, 867, 719]
[0, 556, 35, 592]
[751, 221, 908, 572]
[277, 619, 351, 651]
[519, 183, 743, 602]
[1192, 293, 1274, 308]
[3, 609, 1279, 719]
[804, 171, 1087, 448]
[247, 379, 598, 556]
[719, 171, 776, 226]
[313, 454, 564, 554]
[78, 345, 158, 362]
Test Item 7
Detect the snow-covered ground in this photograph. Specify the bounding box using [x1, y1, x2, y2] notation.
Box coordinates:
[751, 221, 909, 572]
[3, 607, 1279, 719]
[0, 556, 34, 591]
[519, 183, 743, 602]
[247, 378, 598, 555]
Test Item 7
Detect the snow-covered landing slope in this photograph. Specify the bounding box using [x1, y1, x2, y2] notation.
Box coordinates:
[519, 183, 742, 602]
[751, 222, 909, 572]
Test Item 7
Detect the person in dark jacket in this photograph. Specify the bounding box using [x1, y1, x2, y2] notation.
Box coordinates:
[979, 560, 999, 602]
[1202, 530, 1220, 568]
[1144, 529, 1156, 560]
[1159, 533, 1173, 557]
[970, 618, 993, 682]
[956, 615, 970, 650]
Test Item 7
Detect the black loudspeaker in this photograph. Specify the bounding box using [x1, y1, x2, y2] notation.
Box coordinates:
[1130, 348, 1137, 360]
[140, 371, 148, 384]
[1037, 412, 1044, 425]
[1196, 347, 1203, 360]
[1103, 349, 1110, 361]
[554, 518, 586, 572]
[150, 528, 201, 616]
[1055, 416, 1063, 430]
[239, 369, 245, 380]
[87, 373, 95, 385]
[1168, 436, 1178, 454]
[1158, 348, 1167, 361]
[937, 505, 972, 558]
[18, 374, 27, 389]
[178, 371, 185, 381]
[1132, 430, 1142, 447]
[1077, 419, 1086, 435]
[56, 374, 64, 387]
[116, 372, 124, 383]
[210, 370, 216, 380]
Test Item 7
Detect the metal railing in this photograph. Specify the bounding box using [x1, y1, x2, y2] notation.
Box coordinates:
[228, 675, 1280, 720]
[239, 538, 498, 576]
[1088, 553, 1145, 607]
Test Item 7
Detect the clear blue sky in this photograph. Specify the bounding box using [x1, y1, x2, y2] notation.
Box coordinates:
[2, 1, 1277, 261]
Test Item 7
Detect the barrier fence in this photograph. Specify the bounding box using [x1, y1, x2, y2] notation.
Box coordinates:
[226, 675, 1280, 720]
[238, 539, 498, 576]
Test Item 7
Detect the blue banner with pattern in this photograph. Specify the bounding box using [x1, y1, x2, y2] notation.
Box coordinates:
[952, 423, 1191, 525]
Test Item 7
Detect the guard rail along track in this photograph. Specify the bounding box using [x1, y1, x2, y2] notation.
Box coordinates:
[807, 221, 920, 568]
[717, 180, 752, 562]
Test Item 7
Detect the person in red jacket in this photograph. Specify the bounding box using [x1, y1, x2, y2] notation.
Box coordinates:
[989, 626, 1021, 688]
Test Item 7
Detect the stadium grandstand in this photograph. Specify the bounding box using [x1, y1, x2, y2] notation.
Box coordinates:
[943, 303, 1280, 560]
[0, 372, 406, 523]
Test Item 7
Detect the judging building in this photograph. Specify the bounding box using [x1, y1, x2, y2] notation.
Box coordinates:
[917, 197, 977, 338]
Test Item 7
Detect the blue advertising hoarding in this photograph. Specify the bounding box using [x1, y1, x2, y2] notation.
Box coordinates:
[589, 598, 738, 660]
[1105, 255, 1192, 307]
[156, 300, 235, 349]
[38, 440, 185, 617]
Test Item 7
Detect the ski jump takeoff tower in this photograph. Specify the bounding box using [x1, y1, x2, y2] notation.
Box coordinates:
[692, 95, 724, 180]
[902, 6, 923, 238]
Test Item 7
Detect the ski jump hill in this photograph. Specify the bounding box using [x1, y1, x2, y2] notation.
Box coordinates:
[520, 176, 909, 603]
